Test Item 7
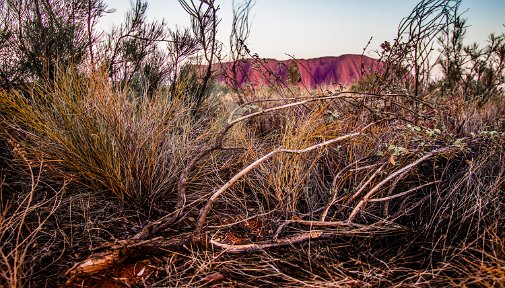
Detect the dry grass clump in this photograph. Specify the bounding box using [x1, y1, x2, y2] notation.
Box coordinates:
[0, 69, 225, 211]
[0, 68, 227, 285]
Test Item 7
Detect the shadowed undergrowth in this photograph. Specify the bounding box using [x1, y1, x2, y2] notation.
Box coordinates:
[0, 68, 503, 287]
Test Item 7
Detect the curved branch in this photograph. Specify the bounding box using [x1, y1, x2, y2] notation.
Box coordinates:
[347, 147, 450, 222]
[320, 158, 367, 221]
[369, 180, 440, 202]
[195, 125, 374, 233]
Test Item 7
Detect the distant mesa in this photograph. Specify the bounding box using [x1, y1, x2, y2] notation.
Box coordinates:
[214, 54, 379, 89]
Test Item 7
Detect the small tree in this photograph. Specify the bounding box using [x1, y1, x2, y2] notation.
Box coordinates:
[463, 33, 505, 103]
[99, 0, 167, 97]
[287, 62, 301, 85]
[365, 0, 462, 96]
[437, 15, 505, 104]
[179, 0, 222, 113]
[227, 0, 254, 104]
[0, 0, 108, 88]
[437, 16, 466, 95]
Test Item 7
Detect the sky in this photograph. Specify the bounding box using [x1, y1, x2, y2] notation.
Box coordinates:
[100, 0, 505, 60]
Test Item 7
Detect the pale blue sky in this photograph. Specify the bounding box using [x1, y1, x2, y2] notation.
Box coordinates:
[101, 0, 505, 60]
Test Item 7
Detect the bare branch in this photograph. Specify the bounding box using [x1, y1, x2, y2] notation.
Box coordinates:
[348, 147, 450, 222]
[369, 180, 440, 202]
[210, 231, 324, 253]
[195, 124, 374, 232]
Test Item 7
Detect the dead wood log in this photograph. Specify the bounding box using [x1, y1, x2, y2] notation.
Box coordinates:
[65, 234, 194, 284]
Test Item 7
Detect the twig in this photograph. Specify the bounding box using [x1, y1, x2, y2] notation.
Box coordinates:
[349, 162, 387, 202]
[289, 219, 367, 228]
[207, 211, 274, 229]
[320, 158, 366, 221]
[227, 91, 426, 124]
[369, 180, 440, 202]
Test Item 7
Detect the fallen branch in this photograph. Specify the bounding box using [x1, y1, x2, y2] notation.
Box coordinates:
[65, 234, 193, 284]
[210, 231, 325, 253]
[195, 124, 375, 233]
[138, 92, 409, 238]
[137, 93, 353, 239]
[63, 98, 373, 283]
[347, 147, 450, 222]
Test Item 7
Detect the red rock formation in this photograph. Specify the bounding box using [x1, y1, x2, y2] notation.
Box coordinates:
[215, 54, 379, 89]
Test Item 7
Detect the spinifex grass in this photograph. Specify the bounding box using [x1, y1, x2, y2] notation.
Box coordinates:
[0, 70, 222, 209]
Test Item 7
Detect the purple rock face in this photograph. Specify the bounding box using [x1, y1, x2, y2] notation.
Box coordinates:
[215, 54, 380, 89]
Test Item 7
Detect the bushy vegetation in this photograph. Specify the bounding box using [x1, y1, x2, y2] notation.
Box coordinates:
[0, 0, 504, 287]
